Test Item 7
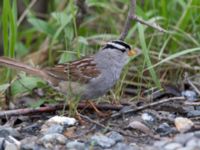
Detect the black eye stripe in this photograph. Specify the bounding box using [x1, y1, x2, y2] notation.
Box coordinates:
[103, 44, 126, 53]
[112, 40, 131, 50]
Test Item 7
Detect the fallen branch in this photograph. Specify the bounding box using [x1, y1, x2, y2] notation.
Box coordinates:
[0, 103, 123, 118]
[111, 96, 185, 118]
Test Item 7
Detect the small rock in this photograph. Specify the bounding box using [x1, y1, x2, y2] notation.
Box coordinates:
[142, 145, 157, 150]
[156, 122, 174, 136]
[20, 136, 38, 150]
[0, 138, 5, 150]
[128, 121, 153, 135]
[195, 106, 200, 111]
[38, 133, 67, 149]
[21, 123, 40, 134]
[194, 130, 200, 138]
[7, 136, 21, 147]
[113, 143, 137, 150]
[41, 116, 77, 134]
[43, 124, 64, 134]
[181, 90, 197, 101]
[174, 133, 194, 145]
[175, 117, 194, 133]
[4, 140, 19, 150]
[187, 110, 200, 117]
[66, 140, 86, 150]
[0, 126, 21, 139]
[90, 134, 115, 148]
[164, 142, 183, 150]
[45, 116, 77, 126]
[182, 106, 195, 114]
[186, 138, 200, 148]
[142, 112, 156, 124]
[106, 131, 124, 143]
[153, 140, 169, 148]
[176, 147, 193, 150]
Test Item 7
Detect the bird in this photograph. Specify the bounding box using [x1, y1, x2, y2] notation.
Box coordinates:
[0, 40, 140, 100]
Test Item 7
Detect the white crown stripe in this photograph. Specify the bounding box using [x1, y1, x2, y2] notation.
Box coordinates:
[107, 42, 126, 50]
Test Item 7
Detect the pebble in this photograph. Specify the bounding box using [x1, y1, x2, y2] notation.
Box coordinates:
[21, 123, 40, 134]
[0, 126, 21, 139]
[152, 131, 200, 150]
[164, 142, 183, 150]
[174, 117, 194, 133]
[156, 122, 174, 136]
[0, 138, 4, 150]
[66, 140, 86, 150]
[127, 120, 152, 135]
[187, 110, 200, 117]
[45, 116, 77, 126]
[20, 136, 38, 150]
[106, 131, 124, 143]
[153, 140, 169, 148]
[195, 106, 200, 111]
[176, 147, 193, 150]
[41, 116, 77, 134]
[7, 136, 21, 147]
[90, 134, 116, 148]
[142, 112, 156, 124]
[181, 90, 197, 101]
[113, 143, 137, 150]
[174, 133, 194, 144]
[4, 140, 19, 150]
[186, 138, 200, 148]
[38, 133, 67, 149]
[194, 131, 200, 138]
[42, 124, 64, 134]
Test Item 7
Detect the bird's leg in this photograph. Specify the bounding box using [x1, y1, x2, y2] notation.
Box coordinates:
[67, 95, 86, 124]
[74, 110, 86, 125]
[87, 100, 109, 117]
[68, 97, 80, 117]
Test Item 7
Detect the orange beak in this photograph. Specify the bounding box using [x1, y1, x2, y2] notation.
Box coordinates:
[128, 49, 137, 57]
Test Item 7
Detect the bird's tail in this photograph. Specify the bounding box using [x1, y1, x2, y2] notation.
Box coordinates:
[0, 56, 50, 81]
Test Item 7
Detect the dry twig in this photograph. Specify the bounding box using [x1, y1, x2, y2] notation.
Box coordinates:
[119, 0, 136, 40]
[79, 113, 148, 138]
[187, 79, 200, 96]
[111, 96, 185, 118]
[119, 0, 167, 41]
[17, 0, 38, 26]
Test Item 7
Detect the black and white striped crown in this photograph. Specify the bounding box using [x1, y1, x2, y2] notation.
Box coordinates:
[103, 40, 131, 52]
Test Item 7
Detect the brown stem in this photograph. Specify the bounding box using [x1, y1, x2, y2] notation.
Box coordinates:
[119, 0, 167, 41]
[0, 103, 123, 118]
[119, 0, 136, 41]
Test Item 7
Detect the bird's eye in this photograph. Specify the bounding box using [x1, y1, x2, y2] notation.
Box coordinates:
[120, 49, 126, 53]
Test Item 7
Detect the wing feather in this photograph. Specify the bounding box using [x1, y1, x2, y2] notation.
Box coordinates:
[45, 57, 101, 83]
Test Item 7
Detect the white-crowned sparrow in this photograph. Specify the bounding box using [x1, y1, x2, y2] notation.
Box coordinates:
[0, 40, 140, 100]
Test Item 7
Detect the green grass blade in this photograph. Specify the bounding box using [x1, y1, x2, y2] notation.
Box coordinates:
[2, 0, 9, 56]
[138, 23, 161, 88]
[148, 47, 200, 70]
[9, 0, 17, 57]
